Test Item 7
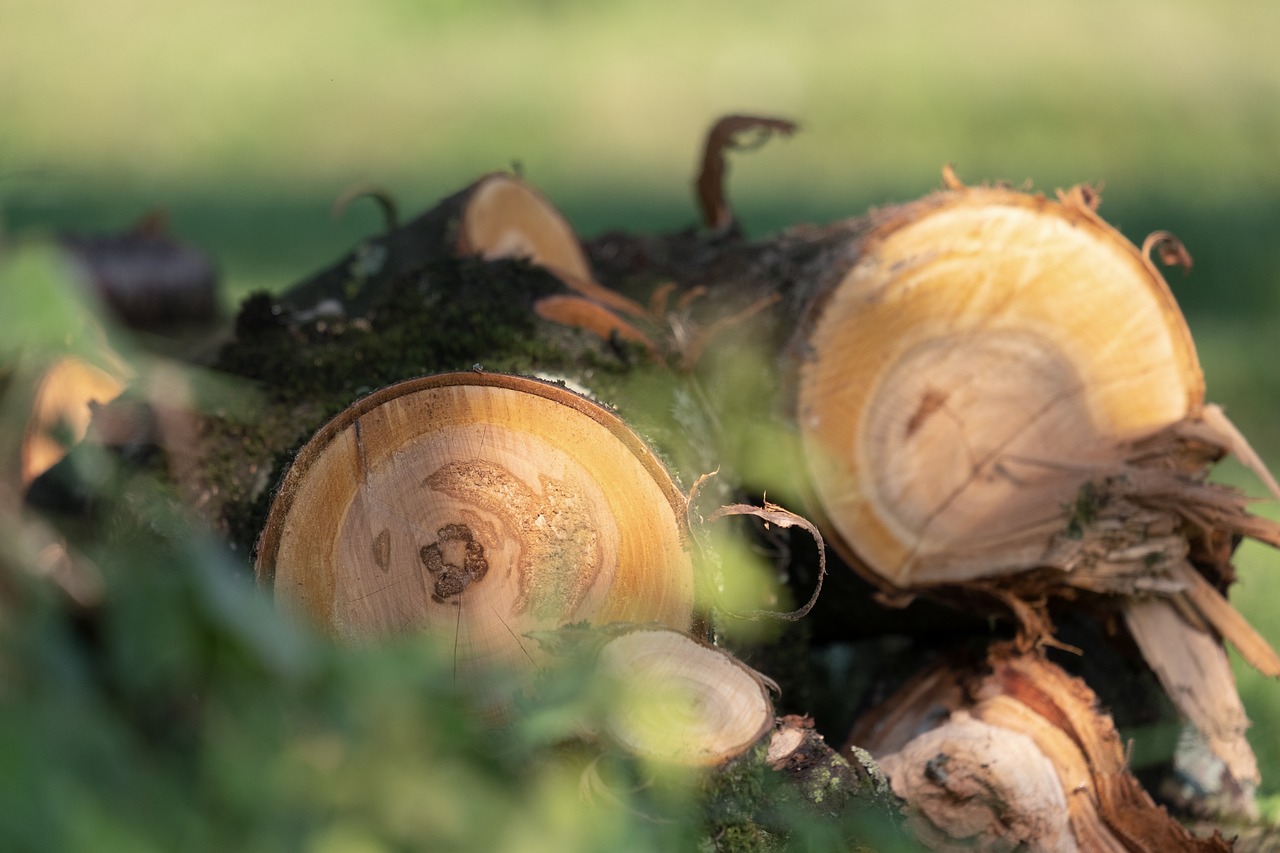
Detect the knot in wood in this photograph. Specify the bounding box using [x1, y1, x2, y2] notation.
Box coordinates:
[419, 523, 489, 603]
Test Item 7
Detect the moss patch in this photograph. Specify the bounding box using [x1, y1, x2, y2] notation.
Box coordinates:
[199, 255, 668, 555]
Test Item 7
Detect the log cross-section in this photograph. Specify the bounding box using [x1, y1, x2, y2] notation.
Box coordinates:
[255, 372, 696, 684]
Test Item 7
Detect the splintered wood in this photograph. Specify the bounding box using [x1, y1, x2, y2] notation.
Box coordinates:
[851, 645, 1231, 852]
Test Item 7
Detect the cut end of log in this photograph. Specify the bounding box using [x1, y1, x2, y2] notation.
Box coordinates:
[256, 373, 696, 683]
[22, 355, 128, 486]
[796, 186, 1204, 589]
[595, 626, 774, 766]
[457, 173, 594, 286]
[458, 172, 655, 327]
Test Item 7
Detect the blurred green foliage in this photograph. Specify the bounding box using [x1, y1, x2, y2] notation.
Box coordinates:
[0, 407, 900, 851]
[2, 0, 1279, 844]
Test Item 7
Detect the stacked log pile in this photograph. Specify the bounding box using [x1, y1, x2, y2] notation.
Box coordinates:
[16, 116, 1280, 851]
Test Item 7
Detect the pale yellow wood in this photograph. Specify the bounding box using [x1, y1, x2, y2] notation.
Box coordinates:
[596, 627, 773, 766]
[258, 373, 695, 682]
[856, 644, 1230, 852]
[797, 188, 1203, 586]
[22, 356, 127, 485]
[460, 173, 650, 320]
[970, 696, 1126, 853]
[459, 174, 593, 283]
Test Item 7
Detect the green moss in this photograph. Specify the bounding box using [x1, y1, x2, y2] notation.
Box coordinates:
[203, 255, 656, 550]
[707, 822, 780, 853]
[1064, 480, 1103, 540]
[700, 744, 781, 852]
[217, 256, 572, 411]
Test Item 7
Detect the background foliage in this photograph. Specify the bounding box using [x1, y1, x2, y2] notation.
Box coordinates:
[3, 0, 1279, 846]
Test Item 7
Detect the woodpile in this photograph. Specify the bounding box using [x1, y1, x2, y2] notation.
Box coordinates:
[31, 115, 1280, 850]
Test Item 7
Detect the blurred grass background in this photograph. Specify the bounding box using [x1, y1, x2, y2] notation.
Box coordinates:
[3, 0, 1279, 817]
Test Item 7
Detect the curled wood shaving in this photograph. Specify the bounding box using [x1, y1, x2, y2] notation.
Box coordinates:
[647, 280, 678, 318]
[675, 285, 709, 313]
[705, 500, 826, 622]
[533, 295, 658, 355]
[1142, 230, 1193, 272]
[331, 183, 399, 232]
[551, 269, 652, 321]
[979, 583, 1080, 655]
[695, 114, 798, 232]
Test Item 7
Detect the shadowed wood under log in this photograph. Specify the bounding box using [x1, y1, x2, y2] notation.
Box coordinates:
[848, 643, 1232, 852]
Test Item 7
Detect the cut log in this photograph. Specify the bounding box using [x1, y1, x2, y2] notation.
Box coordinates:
[593, 625, 774, 766]
[849, 643, 1231, 852]
[795, 184, 1201, 588]
[282, 171, 652, 342]
[789, 177, 1280, 798]
[457, 172, 595, 286]
[255, 372, 696, 684]
[59, 209, 220, 332]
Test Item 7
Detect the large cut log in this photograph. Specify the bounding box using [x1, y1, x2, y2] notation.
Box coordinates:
[255, 372, 696, 693]
[589, 624, 775, 766]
